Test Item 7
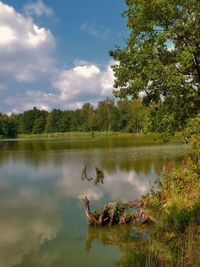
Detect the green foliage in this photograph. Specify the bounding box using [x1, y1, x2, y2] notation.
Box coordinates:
[182, 114, 200, 146]
[0, 112, 18, 138]
[0, 98, 196, 136]
[18, 107, 48, 134]
[81, 103, 95, 131]
[162, 201, 192, 233]
[95, 98, 118, 132]
[117, 98, 150, 133]
[115, 200, 126, 219]
[143, 150, 200, 243]
[161, 199, 200, 234]
[46, 109, 63, 133]
[32, 112, 48, 134]
[110, 0, 200, 131]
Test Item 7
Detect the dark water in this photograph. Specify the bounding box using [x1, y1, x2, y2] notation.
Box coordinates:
[0, 137, 187, 267]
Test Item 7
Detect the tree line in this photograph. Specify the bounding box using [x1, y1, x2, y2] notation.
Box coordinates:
[0, 97, 181, 138]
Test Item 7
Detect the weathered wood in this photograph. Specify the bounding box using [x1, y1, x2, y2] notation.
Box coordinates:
[123, 199, 141, 209]
[82, 196, 155, 226]
[94, 167, 104, 185]
[119, 211, 131, 224]
[98, 202, 116, 225]
[133, 207, 155, 224]
[82, 197, 98, 225]
[81, 167, 154, 226]
[109, 203, 117, 226]
[81, 165, 93, 181]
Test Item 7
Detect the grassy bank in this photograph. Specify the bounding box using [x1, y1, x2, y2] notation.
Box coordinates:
[15, 131, 182, 142]
[17, 131, 127, 139]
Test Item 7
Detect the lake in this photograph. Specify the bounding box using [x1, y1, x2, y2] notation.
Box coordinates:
[0, 137, 187, 267]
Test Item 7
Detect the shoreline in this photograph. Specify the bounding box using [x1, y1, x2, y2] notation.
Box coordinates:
[0, 132, 182, 142]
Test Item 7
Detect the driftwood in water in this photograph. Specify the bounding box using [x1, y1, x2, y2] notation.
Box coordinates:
[94, 167, 104, 185]
[81, 165, 105, 185]
[82, 197, 117, 226]
[81, 165, 93, 181]
[82, 197, 155, 226]
[82, 197, 98, 225]
[132, 207, 155, 224]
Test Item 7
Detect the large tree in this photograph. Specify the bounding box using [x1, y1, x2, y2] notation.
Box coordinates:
[110, 0, 200, 131]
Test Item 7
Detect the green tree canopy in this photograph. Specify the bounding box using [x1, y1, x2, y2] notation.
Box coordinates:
[81, 103, 95, 131]
[96, 98, 117, 132]
[110, 0, 200, 131]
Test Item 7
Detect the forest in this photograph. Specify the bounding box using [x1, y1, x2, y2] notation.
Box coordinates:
[0, 97, 181, 138]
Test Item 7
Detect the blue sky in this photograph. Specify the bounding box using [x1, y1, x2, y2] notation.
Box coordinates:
[0, 0, 128, 113]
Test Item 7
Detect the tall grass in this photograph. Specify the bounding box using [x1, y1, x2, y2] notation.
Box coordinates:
[16, 131, 182, 141]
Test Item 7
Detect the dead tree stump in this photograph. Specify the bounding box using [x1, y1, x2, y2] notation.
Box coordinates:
[82, 197, 155, 226]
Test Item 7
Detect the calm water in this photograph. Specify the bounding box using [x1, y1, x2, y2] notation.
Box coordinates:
[0, 137, 187, 267]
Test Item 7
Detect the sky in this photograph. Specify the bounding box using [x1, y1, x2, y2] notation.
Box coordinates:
[0, 0, 128, 114]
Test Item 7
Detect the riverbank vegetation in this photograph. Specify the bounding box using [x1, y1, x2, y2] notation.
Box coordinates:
[82, 129, 200, 265]
[82, 0, 200, 264]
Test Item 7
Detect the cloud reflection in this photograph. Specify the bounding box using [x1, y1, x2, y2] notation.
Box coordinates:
[0, 182, 61, 267]
[57, 165, 150, 203]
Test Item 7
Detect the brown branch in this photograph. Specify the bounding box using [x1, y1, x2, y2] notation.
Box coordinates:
[82, 197, 98, 226]
[133, 207, 155, 224]
[82, 196, 155, 226]
[98, 202, 116, 225]
[119, 211, 132, 224]
[123, 199, 141, 209]
[81, 165, 93, 181]
[109, 203, 117, 226]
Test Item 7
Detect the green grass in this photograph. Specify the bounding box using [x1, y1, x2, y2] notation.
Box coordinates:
[17, 131, 122, 139]
[14, 131, 182, 142]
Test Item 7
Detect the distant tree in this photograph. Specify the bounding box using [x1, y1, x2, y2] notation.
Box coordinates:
[96, 98, 117, 131]
[46, 109, 63, 133]
[81, 103, 95, 131]
[117, 99, 149, 133]
[32, 110, 48, 134]
[117, 99, 133, 131]
[70, 109, 84, 131]
[18, 107, 41, 134]
[59, 111, 71, 132]
[0, 113, 18, 137]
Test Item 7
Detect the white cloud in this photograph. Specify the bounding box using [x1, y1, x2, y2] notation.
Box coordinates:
[0, 1, 55, 83]
[23, 0, 54, 17]
[5, 61, 115, 112]
[100, 64, 115, 96]
[0, 26, 16, 44]
[73, 65, 100, 78]
[53, 61, 114, 104]
[0, 1, 115, 113]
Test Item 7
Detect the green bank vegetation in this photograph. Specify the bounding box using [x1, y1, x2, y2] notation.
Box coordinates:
[82, 117, 200, 266]
[82, 0, 200, 265]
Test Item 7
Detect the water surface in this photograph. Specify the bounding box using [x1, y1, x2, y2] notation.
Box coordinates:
[0, 137, 187, 266]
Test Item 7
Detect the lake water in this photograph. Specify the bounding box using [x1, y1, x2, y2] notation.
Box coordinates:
[0, 137, 187, 267]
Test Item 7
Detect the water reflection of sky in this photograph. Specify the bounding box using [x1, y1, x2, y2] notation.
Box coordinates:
[0, 139, 187, 267]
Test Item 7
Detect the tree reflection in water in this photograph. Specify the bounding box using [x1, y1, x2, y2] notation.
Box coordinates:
[85, 224, 200, 267]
